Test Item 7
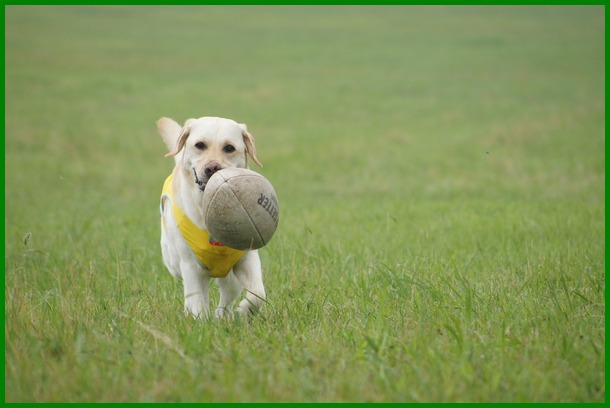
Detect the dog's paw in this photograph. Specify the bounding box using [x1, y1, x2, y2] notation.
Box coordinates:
[184, 308, 203, 320]
[184, 297, 208, 320]
[236, 303, 260, 322]
[214, 307, 234, 320]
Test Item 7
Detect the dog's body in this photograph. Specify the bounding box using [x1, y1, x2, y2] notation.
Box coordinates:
[157, 116, 266, 320]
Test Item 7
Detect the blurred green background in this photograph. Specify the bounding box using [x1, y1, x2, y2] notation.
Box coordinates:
[5, 6, 605, 402]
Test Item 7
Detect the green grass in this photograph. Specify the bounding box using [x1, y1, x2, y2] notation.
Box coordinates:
[4, 5, 605, 402]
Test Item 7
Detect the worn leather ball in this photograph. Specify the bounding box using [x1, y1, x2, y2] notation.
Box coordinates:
[202, 168, 279, 250]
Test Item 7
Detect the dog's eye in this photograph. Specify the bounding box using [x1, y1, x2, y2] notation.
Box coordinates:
[223, 145, 236, 153]
[195, 142, 207, 150]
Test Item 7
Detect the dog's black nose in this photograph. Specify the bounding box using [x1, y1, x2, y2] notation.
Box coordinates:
[204, 162, 222, 178]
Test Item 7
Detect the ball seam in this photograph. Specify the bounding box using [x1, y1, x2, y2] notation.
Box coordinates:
[226, 177, 265, 247]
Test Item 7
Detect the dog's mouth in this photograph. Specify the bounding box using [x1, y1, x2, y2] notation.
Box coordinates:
[193, 168, 207, 192]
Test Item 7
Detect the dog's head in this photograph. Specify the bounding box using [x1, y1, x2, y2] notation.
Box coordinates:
[158, 116, 262, 192]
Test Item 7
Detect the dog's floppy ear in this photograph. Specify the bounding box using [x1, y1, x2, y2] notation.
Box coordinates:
[165, 123, 193, 158]
[240, 124, 263, 167]
[157, 117, 182, 153]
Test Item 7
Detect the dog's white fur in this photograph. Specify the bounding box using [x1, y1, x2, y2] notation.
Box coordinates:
[157, 116, 266, 320]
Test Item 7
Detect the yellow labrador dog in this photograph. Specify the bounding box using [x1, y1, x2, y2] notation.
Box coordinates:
[157, 116, 266, 320]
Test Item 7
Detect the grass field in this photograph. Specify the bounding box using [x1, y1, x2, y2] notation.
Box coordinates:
[4, 6, 605, 402]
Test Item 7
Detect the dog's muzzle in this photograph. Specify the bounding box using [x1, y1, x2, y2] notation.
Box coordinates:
[193, 168, 206, 192]
[195, 162, 223, 192]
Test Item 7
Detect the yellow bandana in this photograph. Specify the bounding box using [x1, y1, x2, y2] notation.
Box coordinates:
[160, 174, 246, 278]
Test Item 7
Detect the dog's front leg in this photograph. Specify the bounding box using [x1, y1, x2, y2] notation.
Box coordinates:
[181, 260, 210, 319]
[215, 273, 243, 319]
[232, 251, 266, 320]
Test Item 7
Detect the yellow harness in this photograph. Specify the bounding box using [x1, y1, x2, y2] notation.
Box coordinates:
[160, 174, 245, 278]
